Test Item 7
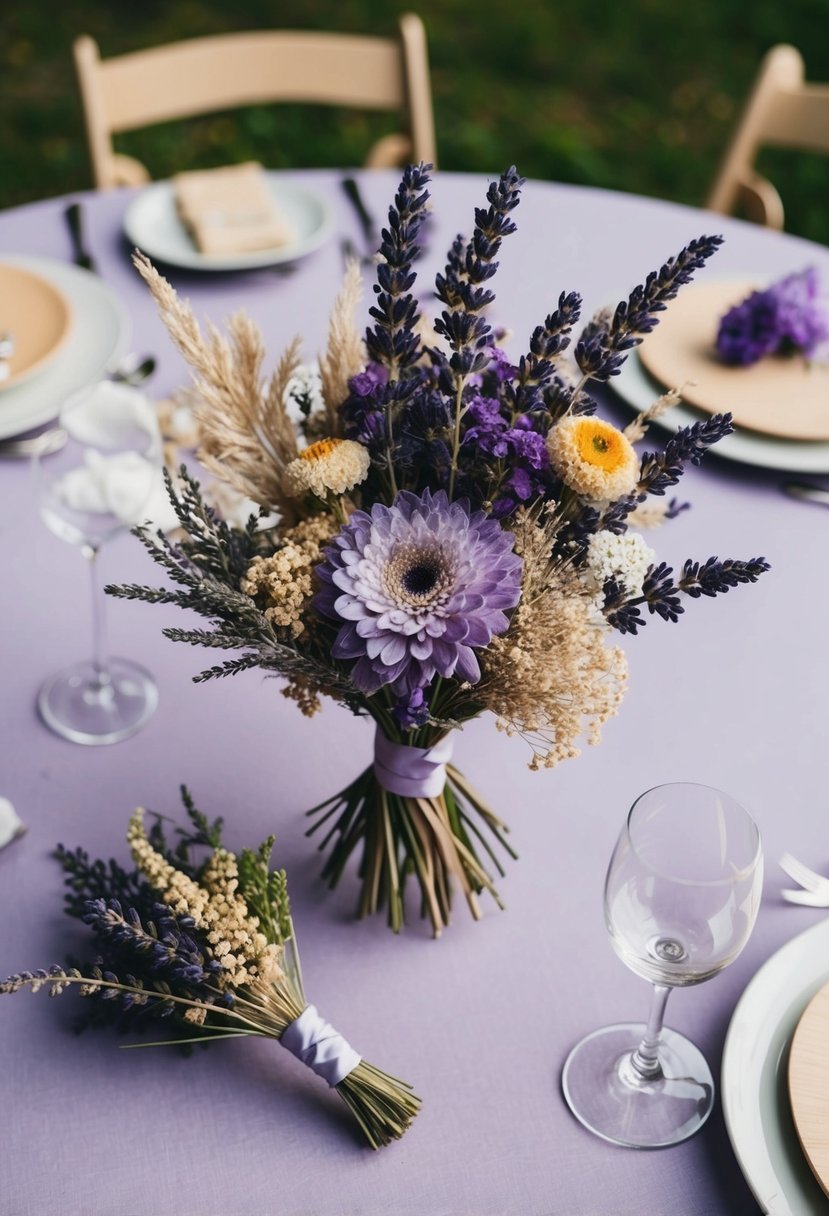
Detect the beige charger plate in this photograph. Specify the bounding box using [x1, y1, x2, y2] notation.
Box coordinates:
[637, 279, 829, 442]
[789, 978, 829, 1199]
[0, 262, 73, 391]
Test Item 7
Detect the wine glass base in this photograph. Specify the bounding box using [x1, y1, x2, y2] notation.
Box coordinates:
[562, 1022, 714, 1148]
[37, 657, 158, 746]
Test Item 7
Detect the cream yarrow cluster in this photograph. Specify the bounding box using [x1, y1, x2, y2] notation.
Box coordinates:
[547, 415, 639, 501]
[584, 530, 656, 601]
[283, 437, 370, 500]
[479, 512, 627, 769]
[241, 515, 336, 636]
[127, 809, 282, 993]
[483, 581, 628, 768]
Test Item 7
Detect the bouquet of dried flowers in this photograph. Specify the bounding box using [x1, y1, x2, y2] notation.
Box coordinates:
[109, 164, 769, 937]
[0, 790, 420, 1149]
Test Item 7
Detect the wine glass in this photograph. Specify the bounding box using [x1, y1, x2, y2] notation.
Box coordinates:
[562, 782, 762, 1148]
[34, 379, 162, 745]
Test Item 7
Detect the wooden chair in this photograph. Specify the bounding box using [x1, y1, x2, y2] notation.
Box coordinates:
[706, 44, 829, 229]
[73, 15, 437, 190]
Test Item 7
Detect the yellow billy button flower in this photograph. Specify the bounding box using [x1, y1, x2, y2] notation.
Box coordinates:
[283, 437, 370, 500]
[546, 415, 640, 501]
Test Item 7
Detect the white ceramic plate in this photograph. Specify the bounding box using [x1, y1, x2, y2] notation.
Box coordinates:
[722, 918, 829, 1215]
[0, 256, 131, 439]
[611, 350, 829, 475]
[123, 175, 334, 271]
[0, 262, 73, 392]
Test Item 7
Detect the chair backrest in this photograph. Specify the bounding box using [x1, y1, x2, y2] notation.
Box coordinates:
[74, 16, 437, 189]
[706, 44, 829, 229]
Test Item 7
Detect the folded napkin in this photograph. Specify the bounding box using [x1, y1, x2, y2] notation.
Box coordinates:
[173, 163, 293, 256]
[0, 797, 25, 850]
[58, 381, 179, 533]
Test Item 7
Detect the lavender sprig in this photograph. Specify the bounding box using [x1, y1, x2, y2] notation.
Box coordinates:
[363, 162, 432, 492]
[364, 162, 431, 375]
[432, 167, 524, 498]
[511, 291, 582, 415]
[637, 413, 734, 495]
[575, 234, 724, 382]
[81, 899, 224, 992]
[604, 555, 770, 635]
[434, 166, 525, 378]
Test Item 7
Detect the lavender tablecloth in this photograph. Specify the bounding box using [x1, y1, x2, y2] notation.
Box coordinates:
[2, 169, 828, 1216]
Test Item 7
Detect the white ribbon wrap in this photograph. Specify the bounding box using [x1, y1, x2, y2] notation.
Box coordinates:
[280, 1004, 361, 1088]
[373, 728, 454, 798]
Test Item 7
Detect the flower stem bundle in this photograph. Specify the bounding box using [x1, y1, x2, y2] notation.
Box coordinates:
[309, 756, 514, 936]
[0, 790, 420, 1149]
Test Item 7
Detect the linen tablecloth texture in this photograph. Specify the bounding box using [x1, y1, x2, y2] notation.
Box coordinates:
[1, 171, 826, 1216]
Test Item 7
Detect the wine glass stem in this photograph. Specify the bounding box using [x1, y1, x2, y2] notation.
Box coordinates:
[83, 543, 111, 690]
[630, 983, 671, 1080]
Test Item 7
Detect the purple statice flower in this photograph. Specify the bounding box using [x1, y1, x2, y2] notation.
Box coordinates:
[340, 364, 390, 457]
[717, 268, 828, 365]
[460, 399, 552, 516]
[464, 394, 510, 457]
[349, 362, 389, 400]
[392, 686, 431, 729]
[315, 488, 523, 695]
[486, 344, 519, 383]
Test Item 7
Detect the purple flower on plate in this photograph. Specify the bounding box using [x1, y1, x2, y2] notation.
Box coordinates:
[773, 267, 828, 354]
[315, 489, 523, 695]
[716, 268, 828, 365]
[715, 292, 779, 365]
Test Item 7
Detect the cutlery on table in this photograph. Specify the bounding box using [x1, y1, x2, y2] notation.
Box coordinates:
[341, 176, 378, 252]
[780, 852, 829, 906]
[64, 201, 97, 273]
[0, 428, 68, 459]
[782, 481, 829, 508]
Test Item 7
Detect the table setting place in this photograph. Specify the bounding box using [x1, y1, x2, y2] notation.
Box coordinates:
[3, 158, 829, 1216]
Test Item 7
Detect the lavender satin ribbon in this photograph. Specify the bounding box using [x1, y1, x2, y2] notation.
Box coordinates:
[373, 728, 453, 798]
[281, 1004, 361, 1088]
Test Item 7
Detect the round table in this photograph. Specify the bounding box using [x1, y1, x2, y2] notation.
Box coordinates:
[1, 169, 827, 1216]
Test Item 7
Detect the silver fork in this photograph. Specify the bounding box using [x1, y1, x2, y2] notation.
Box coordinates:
[780, 852, 829, 906]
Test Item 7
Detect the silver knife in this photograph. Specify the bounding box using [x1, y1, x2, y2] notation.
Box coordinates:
[783, 481, 829, 507]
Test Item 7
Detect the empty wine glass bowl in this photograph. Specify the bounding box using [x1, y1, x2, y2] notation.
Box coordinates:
[606, 784, 762, 987]
[34, 380, 162, 745]
[562, 782, 763, 1149]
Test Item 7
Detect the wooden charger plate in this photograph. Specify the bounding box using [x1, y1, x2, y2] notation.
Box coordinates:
[0, 262, 72, 392]
[637, 279, 829, 442]
[789, 977, 829, 1198]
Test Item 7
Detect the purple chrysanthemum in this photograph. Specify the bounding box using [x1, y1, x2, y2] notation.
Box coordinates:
[315, 489, 523, 695]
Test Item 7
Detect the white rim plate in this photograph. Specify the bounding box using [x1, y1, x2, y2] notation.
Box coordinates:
[0, 262, 73, 392]
[611, 350, 829, 475]
[123, 175, 334, 271]
[722, 918, 829, 1215]
[0, 256, 131, 440]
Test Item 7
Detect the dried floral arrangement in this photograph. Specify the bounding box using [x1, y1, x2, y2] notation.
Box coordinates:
[0, 790, 420, 1149]
[109, 164, 769, 937]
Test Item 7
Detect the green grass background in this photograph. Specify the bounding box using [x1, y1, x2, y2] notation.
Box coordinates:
[3, 0, 828, 243]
